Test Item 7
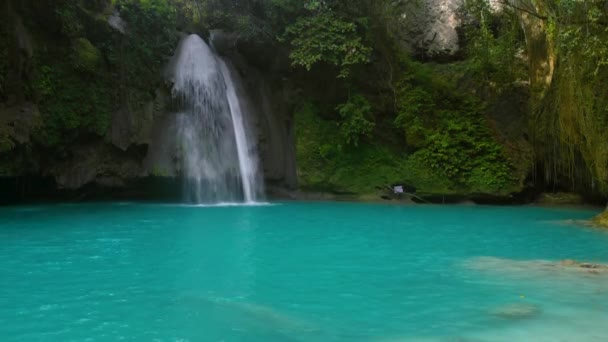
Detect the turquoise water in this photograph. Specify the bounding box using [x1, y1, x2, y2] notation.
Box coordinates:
[1, 202, 608, 341]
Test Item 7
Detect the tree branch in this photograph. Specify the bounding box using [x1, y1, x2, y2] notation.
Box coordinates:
[498, 0, 548, 20]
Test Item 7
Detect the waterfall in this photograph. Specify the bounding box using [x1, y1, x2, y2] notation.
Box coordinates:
[168, 34, 263, 204]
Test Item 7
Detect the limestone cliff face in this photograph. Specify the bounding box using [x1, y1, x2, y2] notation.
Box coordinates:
[227, 53, 298, 191]
[212, 32, 299, 190]
[0, 3, 162, 192]
[400, 0, 464, 59]
[0, 0, 539, 202]
[1, 11, 297, 200]
[516, 1, 555, 105]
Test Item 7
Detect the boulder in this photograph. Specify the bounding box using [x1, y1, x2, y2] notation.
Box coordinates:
[52, 143, 143, 190]
[593, 208, 608, 228]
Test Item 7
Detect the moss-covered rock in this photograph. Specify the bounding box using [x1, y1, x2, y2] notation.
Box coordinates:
[0, 0, 179, 189]
[71, 38, 102, 73]
[592, 210, 608, 228]
[537, 192, 585, 206]
[0, 21, 8, 100]
[32, 60, 113, 149]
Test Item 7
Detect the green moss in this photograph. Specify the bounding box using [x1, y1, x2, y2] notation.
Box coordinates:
[150, 165, 170, 177]
[71, 38, 102, 73]
[55, 2, 85, 38]
[0, 130, 14, 153]
[114, 0, 179, 90]
[32, 60, 112, 150]
[401, 152, 460, 196]
[593, 210, 608, 228]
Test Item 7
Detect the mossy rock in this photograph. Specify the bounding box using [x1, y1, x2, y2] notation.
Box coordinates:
[592, 210, 608, 228]
[0, 130, 13, 153]
[537, 192, 585, 206]
[71, 38, 101, 73]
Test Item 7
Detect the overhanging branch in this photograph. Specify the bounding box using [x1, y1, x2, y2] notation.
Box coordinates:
[498, 0, 548, 20]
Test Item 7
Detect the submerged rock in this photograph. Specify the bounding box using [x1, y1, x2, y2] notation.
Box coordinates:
[177, 295, 319, 334]
[490, 302, 542, 320]
[376, 336, 489, 342]
[464, 256, 608, 277]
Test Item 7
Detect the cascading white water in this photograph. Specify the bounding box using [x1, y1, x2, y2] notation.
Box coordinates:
[168, 34, 263, 204]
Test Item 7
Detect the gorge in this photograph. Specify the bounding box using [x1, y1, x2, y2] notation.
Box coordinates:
[3, 1, 608, 341]
[1, 0, 608, 214]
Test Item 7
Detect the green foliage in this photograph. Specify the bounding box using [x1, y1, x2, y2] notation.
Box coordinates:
[401, 151, 460, 195]
[293, 96, 514, 197]
[284, 11, 371, 77]
[530, 0, 608, 191]
[0, 0, 181, 156]
[418, 110, 514, 192]
[394, 86, 435, 148]
[3, 0, 532, 199]
[114, 0, 179, 87]
[197, 0, 377, 78]
[394, 61, 517, 194]
[556, 2, 608, 76]
[463, 0, 526, 89]
[295, 101, 407, 194]
[55, 2, 85, 38]
[336, 94, 375, 146]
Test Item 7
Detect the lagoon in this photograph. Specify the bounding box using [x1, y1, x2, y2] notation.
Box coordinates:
[1, 202, 607, 341]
